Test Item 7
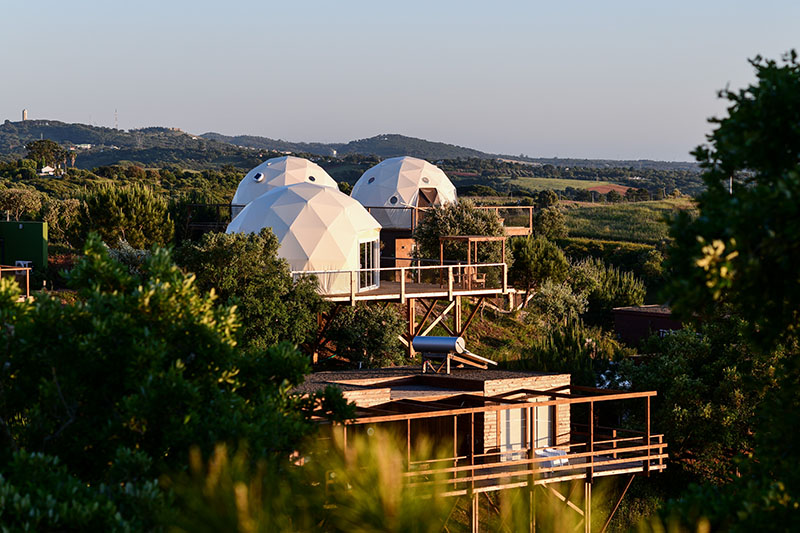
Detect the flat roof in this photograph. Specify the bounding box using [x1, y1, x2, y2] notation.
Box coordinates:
[295, 366, 567, 396]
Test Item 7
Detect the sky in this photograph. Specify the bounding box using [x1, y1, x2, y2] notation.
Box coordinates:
[1, 1, 797, 161]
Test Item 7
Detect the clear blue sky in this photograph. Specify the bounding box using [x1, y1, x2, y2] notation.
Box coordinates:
[1, 1, 797, 161]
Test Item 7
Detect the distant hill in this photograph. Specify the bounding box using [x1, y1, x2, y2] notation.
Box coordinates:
[200, 132, 491, 160]
[0, 119, 698, 173]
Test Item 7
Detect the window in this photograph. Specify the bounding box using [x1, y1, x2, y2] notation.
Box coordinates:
[535, 403, 554, 448]
[359, 240, 379, 291]
[308, 175, 316, 182]
[253, 172, 264, 182]
[500, 408, 527, 461]
[389, 196, 398, 204]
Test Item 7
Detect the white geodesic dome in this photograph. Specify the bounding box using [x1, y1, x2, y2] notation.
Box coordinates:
[226, 183, 381, 295]
[231, 156, 337, 219]
[350, 156, 457, 229]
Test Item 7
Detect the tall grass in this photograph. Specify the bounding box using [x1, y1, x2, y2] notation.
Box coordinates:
[160, 429, 638, 532]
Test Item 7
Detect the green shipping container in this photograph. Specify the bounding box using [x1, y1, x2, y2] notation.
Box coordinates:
[0, 221, 48, 270]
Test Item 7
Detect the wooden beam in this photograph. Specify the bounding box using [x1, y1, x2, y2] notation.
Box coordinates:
[414, 299, 438, 337]
[420, 300, 456, 337]
[459, 297, 485, 336]
[600, 475, 635, 533]
[545, 485, 584, 517]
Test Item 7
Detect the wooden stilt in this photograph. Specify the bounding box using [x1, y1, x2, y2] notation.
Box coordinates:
[471, 491, 480, 533]
[584, 481, 592, 533]
[407, 298, 416, 359]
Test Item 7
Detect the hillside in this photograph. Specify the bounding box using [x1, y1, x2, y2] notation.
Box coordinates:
[201, 132, 491, 160]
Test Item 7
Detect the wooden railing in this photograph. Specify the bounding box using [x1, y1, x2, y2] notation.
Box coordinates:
[331, 388, 665, 494]
[292, 262, 509, 303]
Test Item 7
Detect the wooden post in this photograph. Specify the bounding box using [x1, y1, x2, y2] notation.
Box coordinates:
[399, 267, 406, 304]
[407, 299, 416, 359]
[589, 400, 594, 481]
[448, 266, 454, 299]
[453, 415, 458, 474]
[502, 263, 508, 293]
[612, 429, 617, 459]
[407, 418, 411, 468]
[584, 481, 592, 533]
[471, 492, 480, 533]
[645, 396, 651, 476]
[349, 270, 356, 305]
[454, 295, 462, 334]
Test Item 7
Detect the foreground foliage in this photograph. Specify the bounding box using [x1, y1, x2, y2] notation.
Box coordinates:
[643, 51, 800, 532]
[0, 235, 350, 530]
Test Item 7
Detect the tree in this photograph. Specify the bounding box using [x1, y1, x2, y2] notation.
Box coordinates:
[0, 235, 350, 529]
[536, 189, 559, 209]
[643, 52, 800, 532]
[326, 304, 405, 367]
[618, 317, 781, 484]
[40, 197, 80, 244]
[174, 230, 326, 351]
[509, 235, 570, 298]
[606, 189, 623, 203]
[0, 188, 41, 221]
[526, 279, 588, 326]
[531, 206, 567, 239]
[570, 257, 645, 327]
[76, 184, 174, 248]
[25, 139, 68, 170]
[413, 200, 506, 262]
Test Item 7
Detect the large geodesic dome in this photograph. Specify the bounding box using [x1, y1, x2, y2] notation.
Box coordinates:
[226, 183, 381, 295]
[231, 156, 337, 219]
[350, 156, 457, 229]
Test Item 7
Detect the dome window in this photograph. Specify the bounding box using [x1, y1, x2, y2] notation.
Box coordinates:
[368, 177, 375, 184]
[309, 176, 316, 182]
[422, 176, 430, 184]
[253, 172, 265, 182]
[390, 196, 398, 205]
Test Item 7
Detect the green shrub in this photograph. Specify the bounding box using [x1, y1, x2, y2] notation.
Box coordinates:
[75, 183, 174, 248]
[326, 303, 405, 367]
[570, 257, 645, 327]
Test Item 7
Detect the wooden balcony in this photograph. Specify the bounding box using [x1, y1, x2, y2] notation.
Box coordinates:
[325, 386, 666, 494]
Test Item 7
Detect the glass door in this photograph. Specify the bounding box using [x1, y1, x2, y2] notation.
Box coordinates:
[359, 240, 379, 291]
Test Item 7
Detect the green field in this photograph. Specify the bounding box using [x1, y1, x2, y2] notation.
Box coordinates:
[564, 198, 697, 244]
[509, 177, 615, 191]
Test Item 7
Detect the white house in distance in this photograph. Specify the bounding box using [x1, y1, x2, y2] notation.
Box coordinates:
[350, 156, 458, 230]
[38, 166, 55, 176]
[231, 156, 337, 219]
[226, 183, 381, 295]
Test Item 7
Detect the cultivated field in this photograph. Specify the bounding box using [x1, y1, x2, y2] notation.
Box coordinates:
[509, 177, 615, 191]
[564, 197, 697, 244]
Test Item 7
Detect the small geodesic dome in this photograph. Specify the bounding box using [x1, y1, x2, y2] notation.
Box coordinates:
[350, 156, 457, 229]
[231, 156, 337, 219]
[226, 183, 381, 295]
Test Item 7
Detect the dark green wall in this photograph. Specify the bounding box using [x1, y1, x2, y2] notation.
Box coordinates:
[0, 221, 48, 270]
